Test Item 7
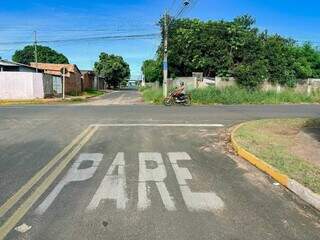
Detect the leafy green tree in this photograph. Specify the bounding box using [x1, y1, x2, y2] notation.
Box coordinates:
[154, 15, 320, 89]
[158, 16, 265, 80]
[234, 60, 268, 89]
[292, 43, 320, 78]
[12, 45, 69, 65]
[141, 59, 162, 83]
[94, 52, 130, 88]
[263, 35, 297, 86]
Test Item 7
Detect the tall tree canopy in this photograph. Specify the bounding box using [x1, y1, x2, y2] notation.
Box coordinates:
[94, 52, 130, 88]
[152, 15, 320, 88]
[141, 59, 162, 83]
[12, 45, 69, 65]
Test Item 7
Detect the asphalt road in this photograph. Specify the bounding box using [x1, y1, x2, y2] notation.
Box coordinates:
[81, 90, 143, 106]
[0, 91, 319, 239]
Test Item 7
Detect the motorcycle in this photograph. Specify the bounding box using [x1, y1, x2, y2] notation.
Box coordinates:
[163, 91, 192, 106]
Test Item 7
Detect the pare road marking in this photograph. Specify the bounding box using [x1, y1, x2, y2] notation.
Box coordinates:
[35, 152, 224, 215]
[168, 152, 224, 212]
[138, 152, 176, 211]
[0, 126, 93, 218]
[87, 152, 128, 211]
[35, 153, 103, 215]
[0, 126, 98, 240]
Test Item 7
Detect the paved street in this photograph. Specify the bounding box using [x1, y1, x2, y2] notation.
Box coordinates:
[81, 90, 143, 106]
[0, 91, 320, 239]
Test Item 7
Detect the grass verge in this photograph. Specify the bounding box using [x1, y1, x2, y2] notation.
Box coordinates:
[191, 86, 320, 104]
[140, 87, 164, 104]
[81, 89, 104, 98]
[140, 86, 320, 105]
[233, 118, 320, 193]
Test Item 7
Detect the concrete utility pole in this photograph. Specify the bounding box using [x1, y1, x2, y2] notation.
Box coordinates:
[163, 10, 169, 97]
[34, 31, 38, 73]
[62, 68, 66, 100]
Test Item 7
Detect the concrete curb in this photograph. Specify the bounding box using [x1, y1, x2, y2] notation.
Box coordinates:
[231, 123, 320, 211]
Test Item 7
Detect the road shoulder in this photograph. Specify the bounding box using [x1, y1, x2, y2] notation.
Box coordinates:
[231, 119, 320, 211]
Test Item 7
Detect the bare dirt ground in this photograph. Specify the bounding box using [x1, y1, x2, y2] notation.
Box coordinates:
[291, 128, 320, 167]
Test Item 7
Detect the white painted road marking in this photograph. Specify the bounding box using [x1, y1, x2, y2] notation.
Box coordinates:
[87, 152, 128, 210]
[34, 152, 223, 214]
[91, 123, 224, 127]
[138, 152, 176, 211]
[168, 152, 224, 212]
[35, 153, 103, 215]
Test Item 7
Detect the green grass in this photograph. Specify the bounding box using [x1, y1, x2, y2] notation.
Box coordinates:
[81, 89, 104, 97]
[140, 86, 320, 105]
[234, 118, 320, 193]
[141, 88, 164, 104]
[191, 86, 320, 104]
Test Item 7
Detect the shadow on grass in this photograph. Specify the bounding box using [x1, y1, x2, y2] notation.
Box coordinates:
[304, 118, 320, 142]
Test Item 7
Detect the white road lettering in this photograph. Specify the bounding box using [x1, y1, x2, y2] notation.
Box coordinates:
[87, 152, 128, 210]
[168, 152, 224, 212]
[35, 153, 103, 215]
[138, 152, 176, 211]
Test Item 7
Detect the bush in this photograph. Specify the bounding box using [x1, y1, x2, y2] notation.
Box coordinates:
[233, 60, 268, 89]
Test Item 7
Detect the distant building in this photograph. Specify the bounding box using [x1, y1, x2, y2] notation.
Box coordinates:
[30, 63, 82, 95]
[80, 70, 95, 91]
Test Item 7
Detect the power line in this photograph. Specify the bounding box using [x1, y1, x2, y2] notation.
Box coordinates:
[0, 33, 161, 46]
[169, 0, 177, 14]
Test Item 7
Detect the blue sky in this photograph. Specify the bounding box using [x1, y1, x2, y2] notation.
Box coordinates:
[1, 0, 320, 79]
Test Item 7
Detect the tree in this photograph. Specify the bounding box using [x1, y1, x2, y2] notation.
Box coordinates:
[141, 59, 162, 83]
[154, 15, 320, 89]
[233, 60, 268, 89]
[94, 53, 130, 88]
[292, 43, 320, 79]
[263, 35, 297, 86]
[12, 45, 69, 65]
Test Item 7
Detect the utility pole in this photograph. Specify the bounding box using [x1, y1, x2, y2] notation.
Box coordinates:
[163, 10, 169, 97]
[62, 68, 66, 100]
[34, 31, 38, 73]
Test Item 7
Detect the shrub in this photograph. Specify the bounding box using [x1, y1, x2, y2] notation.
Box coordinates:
[233, 60, 268, 89]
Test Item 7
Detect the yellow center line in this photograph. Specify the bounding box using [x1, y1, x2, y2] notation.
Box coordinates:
[0, 126, 93, 218]
[0, 126, 98, 240]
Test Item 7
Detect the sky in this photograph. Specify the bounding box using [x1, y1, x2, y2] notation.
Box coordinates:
[1, 0, 320, 79]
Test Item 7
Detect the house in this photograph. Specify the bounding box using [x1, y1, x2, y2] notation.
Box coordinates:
[30, 63, 82, 95]
[0, 60, 56, 99]
[0, 59, 43, 73]
[80, 70, 95, 91]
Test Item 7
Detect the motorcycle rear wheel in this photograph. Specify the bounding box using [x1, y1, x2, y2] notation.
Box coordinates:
[183, 96, 192, 106]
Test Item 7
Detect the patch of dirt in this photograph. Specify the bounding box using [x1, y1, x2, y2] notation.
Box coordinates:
[290, 128, 320, 167]
[272, 127, 300, 136]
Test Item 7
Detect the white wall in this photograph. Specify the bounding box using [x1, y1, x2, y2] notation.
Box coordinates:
[168, 77, 197, 90]
[0, 72, 44, 99]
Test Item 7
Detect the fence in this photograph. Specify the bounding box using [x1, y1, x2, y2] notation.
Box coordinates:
[199, 76, 320, 95]
[0, 72, 63, 100]
[144, 74, 320, 95]
[0, 72, 45, 99]
[168, 77, 198, 90]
